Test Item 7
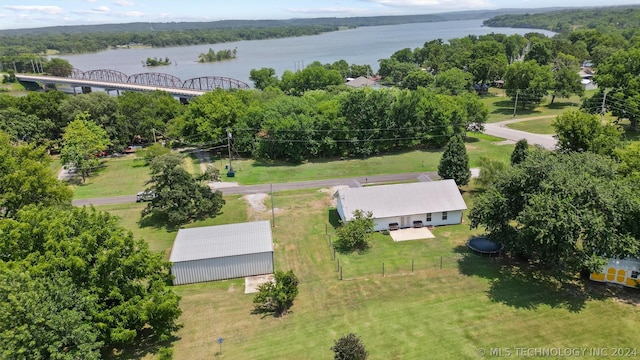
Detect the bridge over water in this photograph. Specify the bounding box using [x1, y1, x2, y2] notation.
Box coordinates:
[16, 68, 250, 99]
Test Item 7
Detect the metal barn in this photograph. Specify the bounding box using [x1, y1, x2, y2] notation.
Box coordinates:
[170, 220, 274, 285]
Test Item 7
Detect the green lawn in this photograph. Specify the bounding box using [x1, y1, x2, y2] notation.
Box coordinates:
[69, 133, 515, 196]
[506, 117, 556, 134]
[69, 156, 150, 199]
[95, 195, 248, 256]
[221, 133, 512, 185]
[481, 88, 592, 123]
[100, 188, 640, 360]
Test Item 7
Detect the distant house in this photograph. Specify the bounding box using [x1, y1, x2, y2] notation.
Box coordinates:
[170, 221, 274, 285]
[345, 76, 376, 88]
[334, 179, 467, 231]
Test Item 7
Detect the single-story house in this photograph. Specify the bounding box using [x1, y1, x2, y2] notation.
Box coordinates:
[345, 76, 376, 88]
[590, 258, 640, 288]
[169, 220, 274, 285]
[334, 179, 467, 231]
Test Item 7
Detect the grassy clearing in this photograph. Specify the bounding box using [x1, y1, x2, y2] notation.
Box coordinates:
[70, 156, 150, 199]
[223, 133, 513, 185]
[96, 195, 248, 256]
[506, 117, 556, 134]
[481, 88, 593, 123]
[101, 187, 640, 359]
[68, 133, 514, 198]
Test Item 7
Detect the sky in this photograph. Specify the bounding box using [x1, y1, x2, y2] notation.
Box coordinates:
[0, 0, 637, 30]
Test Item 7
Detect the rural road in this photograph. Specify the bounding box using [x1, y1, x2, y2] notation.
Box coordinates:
[73, 114, 558, 208]
[484, 115, 558, 150]
[72, 171, 440, 207]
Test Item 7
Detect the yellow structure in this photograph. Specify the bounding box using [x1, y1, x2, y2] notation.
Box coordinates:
[590, 258, 640, 288]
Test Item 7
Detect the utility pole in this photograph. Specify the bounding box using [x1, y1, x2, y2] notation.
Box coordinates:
[601, 89, 607, 122]
[512, 90, 519, 118]
[226, 129, 233, 174]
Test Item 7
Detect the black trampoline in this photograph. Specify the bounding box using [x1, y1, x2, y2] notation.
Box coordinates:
[467, 236, 503, 256]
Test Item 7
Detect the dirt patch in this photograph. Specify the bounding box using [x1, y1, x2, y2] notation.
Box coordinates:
[285, 244, 296, 251]
[319, 185, 348, 207]
[245, 274, 275, 294]
[465, 144, 477, 151]
[242, 193, 283, 221]
[243, 193, 268, 212]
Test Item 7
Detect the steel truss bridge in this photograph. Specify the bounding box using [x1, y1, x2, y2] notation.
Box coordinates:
[16, 68, 250, 98]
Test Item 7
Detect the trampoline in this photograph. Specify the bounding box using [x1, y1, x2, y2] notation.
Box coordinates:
[467, 236, 503, 256]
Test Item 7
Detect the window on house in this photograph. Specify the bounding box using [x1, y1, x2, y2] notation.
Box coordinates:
[442, 211, 448, 220]
[426, 213, 432, 222]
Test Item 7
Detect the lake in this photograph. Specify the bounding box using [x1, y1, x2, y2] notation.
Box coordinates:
[57, 19, 555, 86]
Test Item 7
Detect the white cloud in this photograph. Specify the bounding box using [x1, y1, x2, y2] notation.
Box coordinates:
[122, 11, 144, 17]
[114, 0, 135, 6]
[92, 6, 111, 13]
[3, 5, 63, 15]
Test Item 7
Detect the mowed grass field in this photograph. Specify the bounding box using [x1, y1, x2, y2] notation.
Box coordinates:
[98, 188, 640, 359]
[65, 133, 514, 194]
[216, 133, 511, 185]
[481, 88, 592, 123]
[506, 117, 556, 134]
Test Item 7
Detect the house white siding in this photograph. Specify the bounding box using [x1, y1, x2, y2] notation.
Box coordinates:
[335, 180, 467, 231]
[172, 252, 273, 285]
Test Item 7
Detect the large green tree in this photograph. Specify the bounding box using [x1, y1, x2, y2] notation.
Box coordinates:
[59, 92, 124, 147]
[504, 60, 553, 110]
[438, 135, 470, 186]
[249, 67, 279, 90]
[469, 150, 640, 278]
[591, 46, 640, 129]
[43, 57, 73, 77]
[0, 205, 182, 347]
[117, 90, 184, 144]
[552, 109, 622, 155]
[60, 113, 110, 182]
[0, 268, 102, 359]
[142, 153, 225, 227]
[0, 132, 72, 218]
[550, 53, 583, 104]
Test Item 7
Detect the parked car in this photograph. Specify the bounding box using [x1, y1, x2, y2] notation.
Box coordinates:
[136, 190, 156, 202]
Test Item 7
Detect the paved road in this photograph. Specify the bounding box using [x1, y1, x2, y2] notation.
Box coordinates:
[72, 171, 439, 207]
[484, 116, 558, 150]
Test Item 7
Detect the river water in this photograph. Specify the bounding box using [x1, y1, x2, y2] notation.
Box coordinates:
[58, 19, 554, 86]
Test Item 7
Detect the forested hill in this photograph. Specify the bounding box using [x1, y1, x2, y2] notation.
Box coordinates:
[0, 8, 565, 36]
[483, 5, 640, 33]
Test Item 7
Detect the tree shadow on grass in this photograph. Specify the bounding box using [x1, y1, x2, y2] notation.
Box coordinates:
[138, 212, 178, 232]
[457, 251, 609, 313]
[103, 331, 180, 360]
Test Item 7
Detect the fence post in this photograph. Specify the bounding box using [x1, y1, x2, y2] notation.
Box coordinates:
[440, 256, 443, 269]
[412, 259, 414, 273]
[382, 262, 385, 277]
[339, 266, 343, 280]
[337, 258, 340, 272]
